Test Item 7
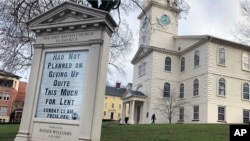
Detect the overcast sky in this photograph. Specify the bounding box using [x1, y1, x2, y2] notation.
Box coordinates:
[19, 0, 246, 86]
[106, 0, 246, 87]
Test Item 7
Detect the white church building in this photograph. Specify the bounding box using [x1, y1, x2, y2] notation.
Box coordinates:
[120, 0, 250, 124]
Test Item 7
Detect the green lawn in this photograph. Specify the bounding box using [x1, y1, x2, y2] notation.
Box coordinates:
[0, 124, 19, 141]
[101, 123, 229, 141]
[0, 123, 229, 141]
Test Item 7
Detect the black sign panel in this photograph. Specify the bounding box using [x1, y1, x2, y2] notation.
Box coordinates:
[230, 124, 250, 141]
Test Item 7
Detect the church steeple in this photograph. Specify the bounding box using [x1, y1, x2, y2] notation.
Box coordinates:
[138, 0, 180, 50]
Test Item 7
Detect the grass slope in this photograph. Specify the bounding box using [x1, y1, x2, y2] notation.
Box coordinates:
[0, 124, 19, 141]
[101, 123, 229, 141]
[0, 123, 229, 141]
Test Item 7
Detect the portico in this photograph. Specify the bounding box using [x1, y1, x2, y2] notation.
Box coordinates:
[121, 89, 147, 124]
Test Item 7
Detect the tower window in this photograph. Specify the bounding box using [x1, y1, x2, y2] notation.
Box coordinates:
[193, 79, 199, 96]
[243, 83, 250, 100]
[142, 17, 149, 29]
[181, 57, 185, 72]
[218, 47, 225, 65]
[179, 107, 184, 122]
[165, 57, 171, 71]
[163, 82, 170, 97]
[138, 61, 146, 77]
[218, 106, 226, 121]
[243, 110, 250, 123]
[193, 106, 199, 121]
[242, 52, 250, 71]
[218, 78, 226, 96]
[194, 50, 200, 67]
[180, 83, 184, 99]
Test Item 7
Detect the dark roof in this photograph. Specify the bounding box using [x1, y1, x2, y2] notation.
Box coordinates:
[105, 86, 126, 97]
[0, 70, 21, 79]
[130, 90, 146, 97]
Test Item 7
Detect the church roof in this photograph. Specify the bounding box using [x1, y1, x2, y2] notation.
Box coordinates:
[122, 90, 147, 101]
[130, 90, 146, 97]
[105, 86, 126, 97]
[132, 34, 250, 64]
[175, 34, 250, 48]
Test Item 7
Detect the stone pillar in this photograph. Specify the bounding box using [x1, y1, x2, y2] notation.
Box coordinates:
[128, 101, 135, 124]
[120, 103, 126, 124]
[15, 45, 43, 141]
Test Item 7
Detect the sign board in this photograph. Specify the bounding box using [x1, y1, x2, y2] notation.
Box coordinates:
[36, 51, 88, 120]
[14, 2, 117, 141]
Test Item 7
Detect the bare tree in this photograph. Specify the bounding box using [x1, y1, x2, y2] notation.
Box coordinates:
[235, 0, 250, 44]
[0, 0, 190, 75]
[154, 89, 187, 124]
[0, 0, 136, 74]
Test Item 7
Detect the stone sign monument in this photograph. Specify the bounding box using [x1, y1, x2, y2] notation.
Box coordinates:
[15, 2, 117, 141]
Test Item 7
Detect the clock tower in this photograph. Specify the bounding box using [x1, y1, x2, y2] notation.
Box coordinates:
[138, 0, 180, 50]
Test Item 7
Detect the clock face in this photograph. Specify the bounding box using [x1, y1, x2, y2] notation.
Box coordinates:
[160, 14, 170, 26]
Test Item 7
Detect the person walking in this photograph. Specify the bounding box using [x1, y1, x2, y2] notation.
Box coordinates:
[151, 113, 156, 124]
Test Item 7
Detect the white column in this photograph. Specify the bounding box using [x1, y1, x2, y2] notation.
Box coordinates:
[15, 45, 43, 141]
[128, 100, 135, 124]
[120, 103, 126, 124]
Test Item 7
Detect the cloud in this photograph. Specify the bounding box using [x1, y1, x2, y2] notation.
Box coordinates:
[179, 0, 243, 42]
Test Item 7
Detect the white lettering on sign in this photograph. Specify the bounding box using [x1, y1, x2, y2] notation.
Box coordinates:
[35, 51, 88, 120]
[42, 32, 94, 43]
[38, 125, 72, 140]
[234, 129, 248, 136]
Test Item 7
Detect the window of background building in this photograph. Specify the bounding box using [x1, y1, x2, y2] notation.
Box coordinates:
[3, 94, 10, 101]
[112, 103, 114, 108]
[218, 106, 225, 121]
[119, 104, 122, 109]
[0, 93, 2, 100]
[218, 78, 226, 96]
[0, 79, 13, 88]
[104, 111, 106, 116]
[0, 119, 6, 123]
[181, 57, 185, 72]
[243, 110, 250, 123]
[194, 50, 200, 67]
[243, 83, 250, 100]
[15, 111, 22, 122]
[163, 82, 170, 97]
[180, 83, 184, 99]
[193, 79, 199, 96]
[165, 57, 171, 71]
[0, 106, 8, 116]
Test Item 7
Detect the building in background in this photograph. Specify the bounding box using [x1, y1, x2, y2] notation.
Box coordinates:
[103, 83, 127, 121]
[0, 70, 27, 123]
[121, 0, 250, 124]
